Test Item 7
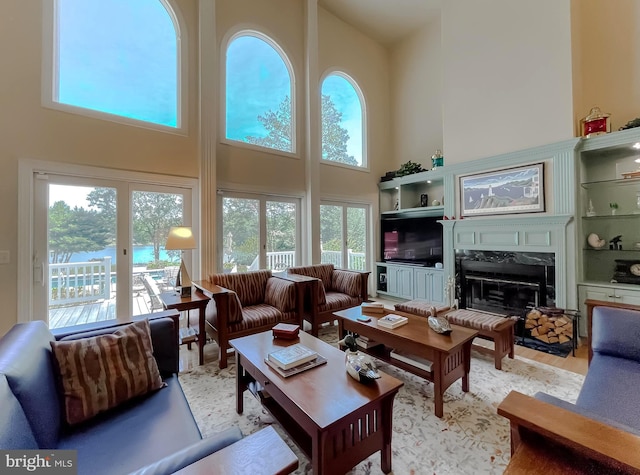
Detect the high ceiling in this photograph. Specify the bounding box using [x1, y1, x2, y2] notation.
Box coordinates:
[318, 0, 440, 46]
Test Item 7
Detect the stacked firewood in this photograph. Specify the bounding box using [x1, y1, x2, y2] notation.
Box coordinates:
[524, 308, 574, 344]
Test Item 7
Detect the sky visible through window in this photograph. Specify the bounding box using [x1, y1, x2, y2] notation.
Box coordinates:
[57, 0, 178, 127]
[322, 75, 363, 165]
[225, 35, 291, 149]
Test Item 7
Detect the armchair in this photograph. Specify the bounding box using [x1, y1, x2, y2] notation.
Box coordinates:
[193, 270, 302, 369]
[286, 264, 370, 336]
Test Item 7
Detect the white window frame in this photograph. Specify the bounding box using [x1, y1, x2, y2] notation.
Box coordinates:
[320, 70, 368, 170]
[41, 0, 188, 135]
[17, 158, 199, 323]
[220, 28, 298, 158]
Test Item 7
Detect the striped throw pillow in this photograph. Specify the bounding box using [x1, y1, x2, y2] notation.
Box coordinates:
[50, 319, 165, 425]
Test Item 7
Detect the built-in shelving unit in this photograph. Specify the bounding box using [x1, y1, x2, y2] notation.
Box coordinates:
[577, 128, 640, 322]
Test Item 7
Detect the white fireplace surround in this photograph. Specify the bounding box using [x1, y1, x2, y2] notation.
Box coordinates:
[438, 137, 580, 311]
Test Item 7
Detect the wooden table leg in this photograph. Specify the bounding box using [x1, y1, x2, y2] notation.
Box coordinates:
[235, 352, 244, 414]
[433, 355, 444, 418]
[381, 394, 396, 473]
[462, 341, 472, 393]
[197, 306, 205, 365]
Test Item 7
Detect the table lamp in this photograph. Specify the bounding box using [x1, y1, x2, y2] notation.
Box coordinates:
[165, 226, 196, 297]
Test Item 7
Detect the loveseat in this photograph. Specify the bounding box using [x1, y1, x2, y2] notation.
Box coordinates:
[498, 303, 640, 473]
[193, 270, 303, 368]
[0, 311, 243, 475]
[286, 264, 370, 336]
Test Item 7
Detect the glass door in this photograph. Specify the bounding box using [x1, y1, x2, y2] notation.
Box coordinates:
[221, 193, 299, 272]
[33, 175, 191, 329]
[320, 202, 369, 271]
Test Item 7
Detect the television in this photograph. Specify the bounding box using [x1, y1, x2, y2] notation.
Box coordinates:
[381, 215, 443, 266]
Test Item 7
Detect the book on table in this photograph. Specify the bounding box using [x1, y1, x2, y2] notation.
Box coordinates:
[377, 314, 409, 329]
[390, 349, 433, 372]
[355, 336, 383, 349]
[267, 343, 318, 370]
[264, 355, 327, 378]
[361, 302, 385, 313]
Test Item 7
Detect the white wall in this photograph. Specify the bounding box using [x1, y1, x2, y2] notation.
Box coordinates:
[441, 0, 574, 164]
[390, 19, 442, 171]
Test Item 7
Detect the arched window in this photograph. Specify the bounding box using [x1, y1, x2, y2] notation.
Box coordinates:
[321, 73, 365, 167]
[225, 33, 295, 154]
[48, 0, 180, 128]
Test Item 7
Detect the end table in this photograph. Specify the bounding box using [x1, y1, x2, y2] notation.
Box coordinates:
[160, 290, 211, 365]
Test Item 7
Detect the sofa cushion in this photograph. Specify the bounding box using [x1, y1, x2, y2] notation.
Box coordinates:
[592, 306, 640, 363]
[264, 277, 296, 313]
[331, 270, 361, 298]
[57, 376, 202, 474]
[229, 304, 283, 332]
[0, 374, 39, 449]
[576, 353, 640, 430]
[0, 321, 61, 449]
[210, 271, 271, 307]
[320, 292, 360, 313]
[51, 319, 165, 425]
[288, 265, 333, 304]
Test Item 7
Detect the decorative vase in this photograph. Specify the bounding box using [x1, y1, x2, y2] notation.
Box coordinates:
[611, 208, 617, 216]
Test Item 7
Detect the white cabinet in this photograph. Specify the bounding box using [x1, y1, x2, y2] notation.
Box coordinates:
[578, 284, 640, 336]
[377, 263, 445, 303]
[414, 268, 445, 305]
[386, 264, 414, 299]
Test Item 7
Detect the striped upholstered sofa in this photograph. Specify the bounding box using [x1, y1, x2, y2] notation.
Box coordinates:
[287, 264, 370, 336]
[194, 270, 303, 369]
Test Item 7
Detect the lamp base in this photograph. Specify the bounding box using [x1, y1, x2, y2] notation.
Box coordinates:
[179, 285, 192, 298]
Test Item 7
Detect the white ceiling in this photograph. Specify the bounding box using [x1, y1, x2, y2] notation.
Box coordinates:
[318, 0, 440, 46]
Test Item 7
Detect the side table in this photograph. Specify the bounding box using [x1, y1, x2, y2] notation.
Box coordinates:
[160, 290, 211, 366]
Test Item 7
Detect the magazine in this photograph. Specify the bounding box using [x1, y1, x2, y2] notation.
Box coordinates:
[264, 355, 327, 378]
[377, 314, 409, 329]
[390, 349, 433, 372]
[267, 344, 318, 370]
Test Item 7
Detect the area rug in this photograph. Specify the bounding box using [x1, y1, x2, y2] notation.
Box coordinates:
[179, 327, 584, 474]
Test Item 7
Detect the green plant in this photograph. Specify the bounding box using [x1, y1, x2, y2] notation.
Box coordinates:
[395, 160, 426, 177]
[609, 202, 618, 209]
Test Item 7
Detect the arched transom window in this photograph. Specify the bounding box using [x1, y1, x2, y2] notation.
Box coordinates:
[321, 73, 365, 167]
[50, 0, 180, 128]
[225, 33, 295, 154]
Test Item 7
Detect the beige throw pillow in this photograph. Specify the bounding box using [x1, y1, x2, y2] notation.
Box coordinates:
[51, 319, 164, 425]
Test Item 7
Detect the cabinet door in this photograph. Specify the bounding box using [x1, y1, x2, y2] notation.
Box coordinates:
[414, 268, 430, 300]
[397, 268, 414, 299]
[386, 266, 400, 296]
[578, 285, 612, 337]
[430, 270, 445, 305]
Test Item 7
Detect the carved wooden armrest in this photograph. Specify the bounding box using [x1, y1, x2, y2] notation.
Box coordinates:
[497, 391, 640, 473]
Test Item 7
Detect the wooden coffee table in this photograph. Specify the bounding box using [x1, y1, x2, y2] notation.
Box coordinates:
[334, 306, 478, 418]
[230, 331, 404, 474]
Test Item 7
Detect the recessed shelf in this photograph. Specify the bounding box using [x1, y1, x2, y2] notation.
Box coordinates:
[582, 213, 640, 219]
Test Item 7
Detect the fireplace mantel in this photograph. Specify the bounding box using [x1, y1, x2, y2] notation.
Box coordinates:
[441, 215, 575, 309]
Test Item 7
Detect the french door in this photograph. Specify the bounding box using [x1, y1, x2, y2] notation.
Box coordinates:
[220, 192, 300, 272]
[319, 202, 369, 271]
[32, 173, 193, 328]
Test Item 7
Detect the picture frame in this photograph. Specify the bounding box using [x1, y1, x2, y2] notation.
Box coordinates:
[459, 163, 544, 217]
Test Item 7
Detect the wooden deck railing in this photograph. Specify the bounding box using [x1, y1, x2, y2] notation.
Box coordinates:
[49, 258, 112, 306]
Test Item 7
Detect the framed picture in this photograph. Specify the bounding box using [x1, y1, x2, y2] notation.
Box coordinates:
[460, 163, 544, 217]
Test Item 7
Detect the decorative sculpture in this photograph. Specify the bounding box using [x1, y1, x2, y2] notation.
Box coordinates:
[339, 335, 381, 383]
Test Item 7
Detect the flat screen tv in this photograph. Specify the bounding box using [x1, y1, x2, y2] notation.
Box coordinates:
[381, 215, 443, 266]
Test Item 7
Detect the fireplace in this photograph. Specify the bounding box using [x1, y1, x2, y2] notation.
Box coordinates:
[456, 250, 556, 316]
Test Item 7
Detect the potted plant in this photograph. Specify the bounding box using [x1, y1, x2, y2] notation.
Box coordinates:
[610, 202, 619, 215]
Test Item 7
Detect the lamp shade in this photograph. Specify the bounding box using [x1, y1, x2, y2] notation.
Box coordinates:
[165, 226, 196, 250]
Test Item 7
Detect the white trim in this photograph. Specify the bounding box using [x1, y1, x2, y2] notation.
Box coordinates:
[320, 69, 368, 169]
[17, 158, 200, 323]
[220, 26, 297, 154]
[41, 0, 188, 134]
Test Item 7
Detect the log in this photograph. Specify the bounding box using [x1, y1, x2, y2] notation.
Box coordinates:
[558, 334, 570, 344]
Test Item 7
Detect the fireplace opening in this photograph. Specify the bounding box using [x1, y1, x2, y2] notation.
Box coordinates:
[455, 250, 555, 316]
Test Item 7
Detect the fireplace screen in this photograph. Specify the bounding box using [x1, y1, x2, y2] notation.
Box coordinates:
[458, 259, 555, 316]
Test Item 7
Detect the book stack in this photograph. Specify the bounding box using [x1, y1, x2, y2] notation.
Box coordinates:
[265, 343, 327, 377]
[377, 314, 409, 329]
[355, 335, 382, 349]
[390, 349, 433, 372]
[361, 302, 385, 313]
